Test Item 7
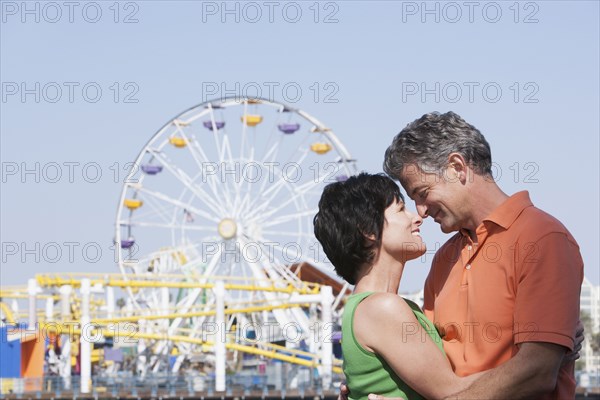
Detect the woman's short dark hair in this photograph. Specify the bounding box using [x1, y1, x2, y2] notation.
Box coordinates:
[313, 173, 403, 285]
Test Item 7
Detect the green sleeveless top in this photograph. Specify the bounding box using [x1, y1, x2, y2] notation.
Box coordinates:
[341, 292, 445, 400]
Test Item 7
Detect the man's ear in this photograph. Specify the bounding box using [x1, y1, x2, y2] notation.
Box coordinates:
[447, 153, 469, 184]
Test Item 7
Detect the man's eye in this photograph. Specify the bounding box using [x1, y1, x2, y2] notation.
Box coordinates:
[419, 191, 428, 199]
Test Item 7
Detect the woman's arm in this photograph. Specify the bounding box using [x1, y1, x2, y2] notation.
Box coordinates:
[354, 293, 482, 400]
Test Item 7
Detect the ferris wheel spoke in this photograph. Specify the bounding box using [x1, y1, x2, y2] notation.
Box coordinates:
[122, 191, 183, 223]
[235, 151, 257, 211]
[165, 244, 224, 335]
[264, 149, 308, 197]
[257, 110, 283, 163]
[239, 101, 249, 162]
[205, 105, 223, 161]
[136, 186, 219, 223]
[244, 173, 287, 217]
[245, 147, 312, 220]
[220, 132, 235, 170]
[255, 137, 283, 194]
[252, 163, 335, 223]
[239, 236, 303, 286]
[216, 134, 245, 213]
[147, 149, 225, 216]
[174, 123, 224, 207]
[236, 193, 254, 220]
[148, 149, 217, 208]
[142, 194, 174, 224]
[247, 182, 314, 225]
[278, 131, 312, 168]
[293, 165, 334, 193]
[205, 110, 238, 214]
[213, 134, 237, 213]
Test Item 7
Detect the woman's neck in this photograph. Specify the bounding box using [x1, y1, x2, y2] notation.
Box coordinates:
[353, 253, 405, 295]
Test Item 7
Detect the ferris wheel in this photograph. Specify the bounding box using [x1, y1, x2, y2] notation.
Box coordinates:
[114, 97, 357, 375]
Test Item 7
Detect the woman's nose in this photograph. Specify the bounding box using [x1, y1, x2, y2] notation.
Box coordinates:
[414, 213, 423, 227]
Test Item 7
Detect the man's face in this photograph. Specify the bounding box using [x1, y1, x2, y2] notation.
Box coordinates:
[399, 164, 469, 234]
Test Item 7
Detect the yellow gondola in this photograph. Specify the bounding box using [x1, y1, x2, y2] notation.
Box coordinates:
[124, 199, 143, 210]
[241, 115, 263, 127]
[169, 137, 187, 148]
[310, 143, 332, 155]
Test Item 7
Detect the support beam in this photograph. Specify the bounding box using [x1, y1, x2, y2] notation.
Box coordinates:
[320, 285, 334, 390]
[106, 286, 115, 320]
[214, 281, 226, 392]
[59, 285, 72, 389]
[80, 279, 91, 394]
[27, 279, 37, 329]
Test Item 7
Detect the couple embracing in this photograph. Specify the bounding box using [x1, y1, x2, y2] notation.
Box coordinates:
[313, 112, 584, 400]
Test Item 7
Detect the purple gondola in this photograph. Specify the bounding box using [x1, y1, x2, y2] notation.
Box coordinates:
[121, 239, 135, 249]
[336, 175, 349, 182]
[203, 121, 225, 130]
[278, 123, 300, 134]
[141, 165, 163, 175]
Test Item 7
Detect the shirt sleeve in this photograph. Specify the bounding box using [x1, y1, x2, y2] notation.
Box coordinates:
[513, 232, 583, 350]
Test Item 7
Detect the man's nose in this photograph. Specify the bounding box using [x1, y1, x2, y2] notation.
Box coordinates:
[416, 203, 428, 218]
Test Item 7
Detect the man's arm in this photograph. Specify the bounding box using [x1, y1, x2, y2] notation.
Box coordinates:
[445, 342, 566, 400]
[563, 320, 584, 365]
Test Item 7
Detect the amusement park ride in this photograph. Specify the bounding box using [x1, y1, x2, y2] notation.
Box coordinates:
[0, 98, 358, 395]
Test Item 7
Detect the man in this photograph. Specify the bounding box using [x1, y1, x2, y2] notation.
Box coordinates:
[344, 112, 584, 399]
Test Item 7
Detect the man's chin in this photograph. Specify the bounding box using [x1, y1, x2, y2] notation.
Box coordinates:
[439, 223, 457, 234]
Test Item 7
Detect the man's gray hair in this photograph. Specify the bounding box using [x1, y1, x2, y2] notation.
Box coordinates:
[383, 111, 493, 179]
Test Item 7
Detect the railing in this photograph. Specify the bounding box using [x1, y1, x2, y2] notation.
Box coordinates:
[0, 367, 344, 398]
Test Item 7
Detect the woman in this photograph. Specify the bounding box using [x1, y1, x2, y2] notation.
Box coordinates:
[313, 173, 483, 400]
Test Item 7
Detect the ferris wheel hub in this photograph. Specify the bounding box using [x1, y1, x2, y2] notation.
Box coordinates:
[218, 218, 238, 239]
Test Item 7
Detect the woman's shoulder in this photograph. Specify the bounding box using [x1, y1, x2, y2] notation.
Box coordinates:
[357, 292, 416, 321]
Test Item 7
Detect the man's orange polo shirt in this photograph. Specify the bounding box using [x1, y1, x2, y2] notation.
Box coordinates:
[423, 191, 583, 399]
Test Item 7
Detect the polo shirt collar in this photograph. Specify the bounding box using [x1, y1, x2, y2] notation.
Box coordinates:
[483, 191, 533, 230]
[458, 191, 533, 240]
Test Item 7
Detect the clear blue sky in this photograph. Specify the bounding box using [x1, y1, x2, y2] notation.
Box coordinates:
[1, 1, 598, 292]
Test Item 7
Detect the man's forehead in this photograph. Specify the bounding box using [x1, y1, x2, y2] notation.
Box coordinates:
[398, 165, 426, 184]
[399, 165, 436, 196]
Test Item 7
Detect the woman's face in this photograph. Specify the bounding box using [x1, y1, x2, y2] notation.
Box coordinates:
[380, 200, 426, 262]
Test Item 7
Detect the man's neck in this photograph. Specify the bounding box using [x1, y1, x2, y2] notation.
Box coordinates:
[463, 176, 509, 241]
